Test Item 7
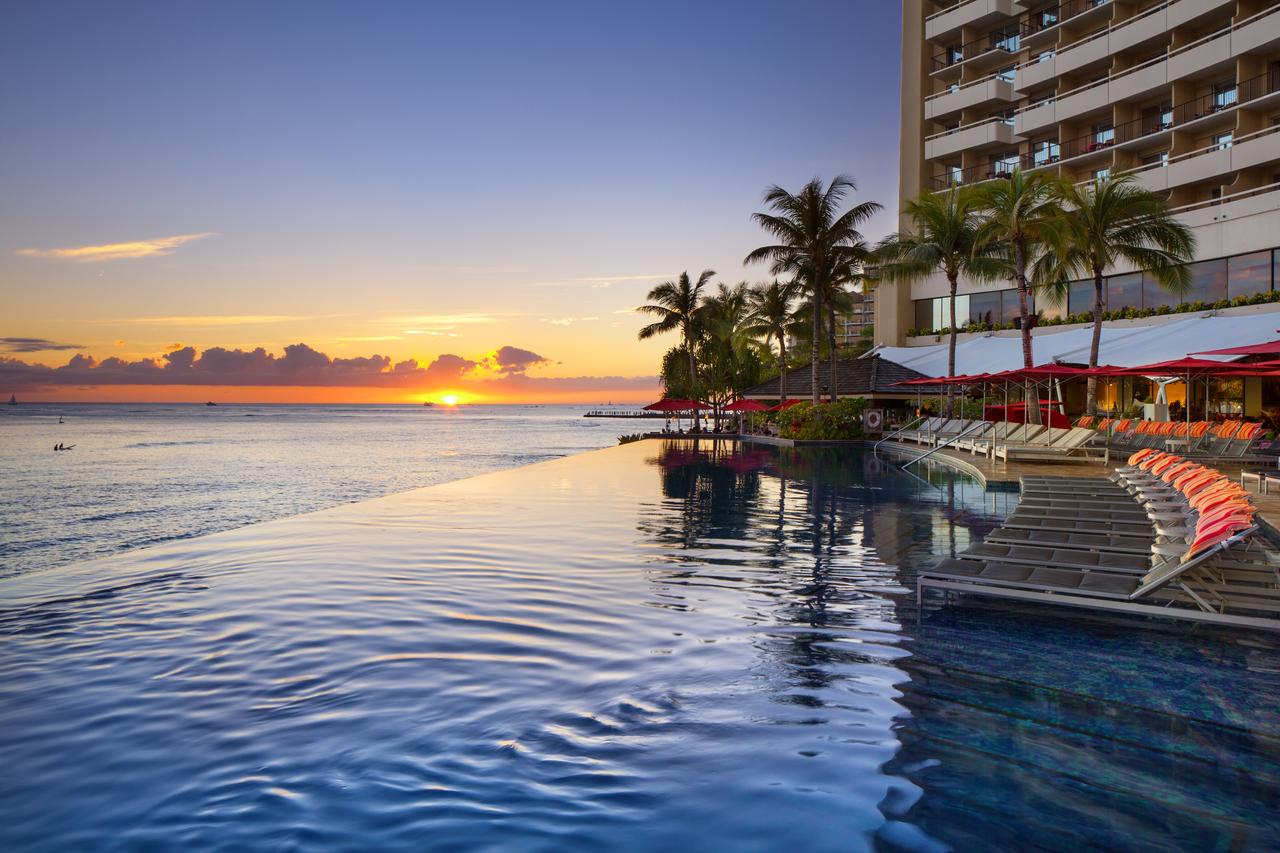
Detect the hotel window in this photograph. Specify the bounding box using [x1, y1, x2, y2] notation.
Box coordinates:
[1228, 252, 1272, 299]
[946, 44, 962, 65]
[969, 290, 1002, 326]
[1142, 102, 1172, 134]
[1213, 131, 1232, 151]
[949, 164, 963, 185]
[1067, 280, 1094, 316]
[1184, 258, 1228, 303]
[1141, 151, 1169, 167]
[1142, 269, 1182, 310]
[1037, 50, 1055, 63]
[996, 65, 1016, 83]
[990, 152, 1019, 177]
[990, 27, 1020, 53]
[1032, 138, 1059, 166]
[1107, 273, 1142, 311]
[947, 82, 960, 94]
[1092, 123, 1114, 146]
[932, 295, 970, 331]
[915, 300, 933, 331]
[1038, 290, 1064, 322]
[1094, 167, 1110, 182]
[1212, 79, 1237, 111]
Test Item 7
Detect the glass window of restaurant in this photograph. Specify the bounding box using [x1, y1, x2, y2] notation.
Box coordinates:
[1142, 271, 1181, 309]
[1107, 272, 1142, 311]
[1228, 252, 1272, 299]
[1067, 280, 1094, 316]
[1186, 258, 1228, 303]
[969, 290, 1002, 326]
[1038, 289, 1064, 322]
[915, 300, 932, 331]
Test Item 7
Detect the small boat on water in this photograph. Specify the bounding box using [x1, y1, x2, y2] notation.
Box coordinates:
[205, 401, 217, 406]
[423, 401, 434, 407]
[7, 394, 15, 405]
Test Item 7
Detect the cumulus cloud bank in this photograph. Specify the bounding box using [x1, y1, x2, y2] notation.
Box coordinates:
[0, 342, 652, 394]
[16, 232, 214, 262]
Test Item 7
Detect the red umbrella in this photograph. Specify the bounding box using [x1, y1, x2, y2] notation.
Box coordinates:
[642, 398, 708, 412]
[769, 399, 803, 411]
[1192, 339, 1280, 357]
[722, 399, 769, 412]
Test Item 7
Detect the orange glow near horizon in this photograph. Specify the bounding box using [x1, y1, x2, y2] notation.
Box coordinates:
[13, 383, 661, 406]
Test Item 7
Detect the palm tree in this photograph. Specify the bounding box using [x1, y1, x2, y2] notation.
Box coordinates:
[818, 241, 876, 402]
[976, 169, 1066, 424]
[877, 185, 1002, 414]
[746, 280, 797, 402]
[975, 169, 1066, 369]
[699, 282, 765, 425]
[1041, 174, 1195, 412]
[745, 176, 882, 404]
[638, 269, 714, 429]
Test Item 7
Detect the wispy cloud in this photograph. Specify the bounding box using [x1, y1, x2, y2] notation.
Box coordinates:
[16, 232, 215, 262]
[114, 315, 315, 326]
[0, 337, 84, 353]
[336, 335, 403, 342]
[530, 273, 675, 289]
[394, 313, 508, 326]
[541, 316, 599, 327]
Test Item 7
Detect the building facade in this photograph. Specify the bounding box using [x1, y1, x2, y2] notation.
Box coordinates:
[837, 289, 876, 347]
[878, 0, 1280, 346]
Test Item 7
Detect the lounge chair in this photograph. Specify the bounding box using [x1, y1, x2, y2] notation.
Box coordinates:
[992, 427, 1102, 462]
[918, 524, 1273, 630]
[983, 526, 1153, 555]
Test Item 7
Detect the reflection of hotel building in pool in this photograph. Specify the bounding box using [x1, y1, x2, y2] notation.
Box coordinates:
[879, 1, 1280, 414]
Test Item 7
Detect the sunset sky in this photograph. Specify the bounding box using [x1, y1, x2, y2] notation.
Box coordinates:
[2, 1, 901, 403]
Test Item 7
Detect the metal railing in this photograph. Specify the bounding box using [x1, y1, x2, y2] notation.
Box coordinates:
[928, 68, 1280, 191]
[874, 416, 926, 454]
[902, 421, 991, 469]
[1023, 0, 1112, 39]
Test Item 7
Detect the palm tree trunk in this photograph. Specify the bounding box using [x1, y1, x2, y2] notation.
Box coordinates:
[778, 334, 788, 402]
[827, 303, 838, 403]
[946, 272, 959, 418]
[685, 331, 700, 432]
[1087, 264, 1104, 414]
[810, 284, 822, 405]
[1015, 239, 1041, 425]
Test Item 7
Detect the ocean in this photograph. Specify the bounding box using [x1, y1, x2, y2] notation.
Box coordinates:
[0, 403, 640, 578]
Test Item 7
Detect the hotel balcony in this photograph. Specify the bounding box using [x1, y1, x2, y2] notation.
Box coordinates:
[925, 0, 1021, 42]
[930, 32, 1022, 81]
[932, 69, 1280, 193]
[1013, 7, 1280, 132]
[1020, 0, 1115, 51]
[1170, 180, 1280, 259]
[924, 75, 1019, 121]
[1132, 126, 1280, 193]
[1014, 0, 1237, 92]
[925, 116, 1019, 160]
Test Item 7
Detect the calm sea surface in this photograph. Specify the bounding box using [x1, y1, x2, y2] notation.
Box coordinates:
[1, 433, 1278, 850]
[0, 403, 638, 577]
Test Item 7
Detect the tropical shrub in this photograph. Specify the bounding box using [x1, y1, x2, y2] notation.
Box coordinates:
[778, 398, 869, 441]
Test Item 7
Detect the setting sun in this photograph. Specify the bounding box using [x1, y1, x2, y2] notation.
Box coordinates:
[441, 394, 459, 406]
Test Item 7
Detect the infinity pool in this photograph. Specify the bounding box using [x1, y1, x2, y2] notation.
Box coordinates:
[2, 440, 1277, 851]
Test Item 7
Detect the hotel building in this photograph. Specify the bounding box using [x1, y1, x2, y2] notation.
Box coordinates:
[879, 0, 1280, 350]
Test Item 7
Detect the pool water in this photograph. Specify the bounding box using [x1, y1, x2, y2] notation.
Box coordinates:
[1, 439, 1277, 851]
